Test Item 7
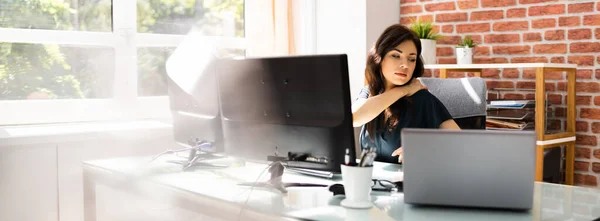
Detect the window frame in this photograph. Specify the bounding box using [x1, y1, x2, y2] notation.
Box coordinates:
[0, 0, 246, 125]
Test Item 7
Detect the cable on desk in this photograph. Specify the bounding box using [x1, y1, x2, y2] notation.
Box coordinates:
[236, 161, 278, 221]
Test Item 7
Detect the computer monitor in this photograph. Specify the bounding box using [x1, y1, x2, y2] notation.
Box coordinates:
[216, 54, 356, 173]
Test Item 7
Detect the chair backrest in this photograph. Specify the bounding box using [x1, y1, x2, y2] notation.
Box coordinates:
[420, 77, 487, 129]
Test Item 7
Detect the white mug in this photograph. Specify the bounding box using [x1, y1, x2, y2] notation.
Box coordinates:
[340, 164, 374, 209]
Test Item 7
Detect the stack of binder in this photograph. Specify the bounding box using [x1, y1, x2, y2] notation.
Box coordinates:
[486, 100, 536, 131]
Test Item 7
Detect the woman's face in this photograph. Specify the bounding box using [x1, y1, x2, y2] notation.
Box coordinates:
[380, 40, 418, 89]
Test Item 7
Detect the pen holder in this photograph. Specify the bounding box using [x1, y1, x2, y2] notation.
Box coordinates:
[340, 164, 373, 209]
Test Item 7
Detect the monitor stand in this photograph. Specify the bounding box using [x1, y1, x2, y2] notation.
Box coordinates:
[151, 140, 229, 171]
[237, 161, 328, 194]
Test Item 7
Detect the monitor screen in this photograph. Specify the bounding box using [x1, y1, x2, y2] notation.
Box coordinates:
[216, 54, 356, 173]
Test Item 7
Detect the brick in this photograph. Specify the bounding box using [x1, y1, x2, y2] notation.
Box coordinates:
[471, 10, 503, 21]
[436, 13, 468, 23]
[493, 45, 531, 55]
[519, 0, 558, 4]
[568, 56, 595, 66]
[521, 69, 535, 78]
[418, 15, 434, 23]
[576, 121, 589, 132]
[551, 56, 565, 63]
[598, 1, 600, 12]
[425, 2, 456, 12]
[547, 94, 562, 104]
[456, 23, 490, 33]
[596, 28, 600, 39]
[437, 36, 462, 45]
[574, 173, 598, 186]
[585, 175, 597, 186]
[503, 93, 525, 100]
[525, 93, 535, 100]
[569, 2, 595, 13]
[401, 5, 423, 14]
[507, 8, 526, 18]
[597, 69, 600, 80]
[570, 42, 600, 53]
[577, 147, 591, 158]
[493, 21, 529, 31]
[576, 135, 597, 146]
[577, 82, 600, 92]
[442, 25, 453, 33]
[473, 57, 509, 63]
[448, 72, 466, 78]
[481, 0, 516, 7]
[474, 46, 490, 56]
[400, 17, 417, 25]
[524, 32, 542, 42]
[438, 58, 456, 64]
[559, 16, 580, 27]
[594, 96, 600, 105]
[401, 0, 417, 3]
[577, 95, 592, 105]
[516, 81, 536, 89]
[482, 69, 501, 78]
[532, 18, 556, 29]
[595, 148, 600, 159]
[584, 15, 600, 26]
[457, 0, 479, 10]
[547, 119, 561, 130]
[546, 71, 564, 79]
[577, 69, 593, 79]
[545, 82, 556, 91]
[511, 57, 548, 63]
[581, 108, 600, 119]
[575, 161, 590, 171]
[502, 69, 519, 78]
[486, 81, 515, 89]
[534, 43, 567, 54]
[557, 82, 566, 91]
[544, 30, 565, 40]
[569, 29, 592, 40]
[594, 163, 600, 173]
[423, 69, 433, 77]
[437, 47, 454, 56]
[529, 4, 565, 16]
[484, 34, 521, 43]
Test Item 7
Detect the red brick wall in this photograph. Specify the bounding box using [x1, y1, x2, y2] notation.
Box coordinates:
[400, 0, 600, 187]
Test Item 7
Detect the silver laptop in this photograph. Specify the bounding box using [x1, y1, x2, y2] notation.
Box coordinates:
[401, 128, 536, 210]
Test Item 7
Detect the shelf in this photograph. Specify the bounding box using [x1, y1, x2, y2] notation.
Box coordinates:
[424, 63, 578, 69]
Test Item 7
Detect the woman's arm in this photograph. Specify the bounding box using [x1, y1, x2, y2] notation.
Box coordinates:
[352, 80, 426, 127]
[440, 119, 461, 130]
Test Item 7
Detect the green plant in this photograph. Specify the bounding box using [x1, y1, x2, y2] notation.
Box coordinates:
[410, 20, 441, 40]
[458, 35, 477, 48]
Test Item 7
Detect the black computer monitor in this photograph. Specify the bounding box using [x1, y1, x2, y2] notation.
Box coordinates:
[216, 54, 356, 173]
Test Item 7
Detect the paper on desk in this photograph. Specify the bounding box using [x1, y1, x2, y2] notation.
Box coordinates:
[371, 163, 403, 182]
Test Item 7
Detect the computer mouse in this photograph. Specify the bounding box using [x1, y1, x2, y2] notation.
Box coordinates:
[329, 183, 345, 195]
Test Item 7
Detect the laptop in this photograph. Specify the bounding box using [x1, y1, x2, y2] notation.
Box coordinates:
[401, 128, 536, 210]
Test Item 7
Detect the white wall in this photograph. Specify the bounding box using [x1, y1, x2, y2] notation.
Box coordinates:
[315, 0, 400, 101]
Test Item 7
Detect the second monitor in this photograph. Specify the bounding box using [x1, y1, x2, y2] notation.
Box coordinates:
[217, 54, 356, 173]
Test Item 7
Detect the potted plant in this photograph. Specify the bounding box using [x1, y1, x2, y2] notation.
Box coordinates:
[410, 20, 441, 65]
[456, 35, 477, 64]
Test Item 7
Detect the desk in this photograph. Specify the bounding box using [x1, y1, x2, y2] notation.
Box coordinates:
[82, 156, 600, 221]
[425, 63, 577, 185]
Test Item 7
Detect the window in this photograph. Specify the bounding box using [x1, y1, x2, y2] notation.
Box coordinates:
[0, 0, 246, 125]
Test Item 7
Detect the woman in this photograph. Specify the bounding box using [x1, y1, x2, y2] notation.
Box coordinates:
[352, 24, 460, 164]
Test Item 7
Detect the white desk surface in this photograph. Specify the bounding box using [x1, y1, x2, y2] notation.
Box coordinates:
[83, 156, 600, 221]
[424, 63, 577, 69]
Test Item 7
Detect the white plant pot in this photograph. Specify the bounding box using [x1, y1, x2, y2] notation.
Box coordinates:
[420, 39, 437, 65]
[456, 47, 473, 64]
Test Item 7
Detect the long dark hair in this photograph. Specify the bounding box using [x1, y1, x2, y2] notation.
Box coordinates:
[365, 24, 425, 140]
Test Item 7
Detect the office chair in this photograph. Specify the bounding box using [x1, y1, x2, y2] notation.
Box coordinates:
[420, 77, 487, 129]
[420, 77, 561, 183]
